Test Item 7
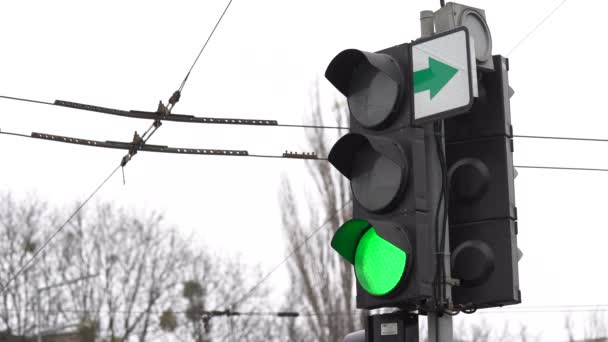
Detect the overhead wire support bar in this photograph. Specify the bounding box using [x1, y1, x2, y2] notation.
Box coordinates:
[198, 309, 300, 318]
[2, 129, 325, 161]
[0, 95, 348, 130]
[55, 99, 347, 129]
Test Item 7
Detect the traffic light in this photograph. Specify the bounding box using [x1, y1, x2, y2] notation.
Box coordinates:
[433, 2, 494, 70]
[445, 55, 520, 308]
[325, 45, 435, 310]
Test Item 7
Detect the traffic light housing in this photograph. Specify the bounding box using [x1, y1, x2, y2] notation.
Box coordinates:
[434, 2, 494, 70]
[445, 55, 520, 308]
[326, 44, 435, 310]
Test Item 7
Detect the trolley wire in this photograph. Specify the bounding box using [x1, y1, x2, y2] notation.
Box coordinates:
[8, 129, 608, 169]
[515, 134, 608, 143]
[12, 305, 608, 317]
[514, 165, 608, 173]
[224, 200, 352, 310]
[1, 164, 121, 292]
[178, 0, 235, 94]
[0, 128, 326, 161]
[0, 94, 349, 130]
[506, 0, 569, 56]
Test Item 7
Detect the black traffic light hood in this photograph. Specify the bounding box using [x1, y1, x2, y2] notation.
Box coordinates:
[328, 133, 408, 180]
[325, 49, 403, 97]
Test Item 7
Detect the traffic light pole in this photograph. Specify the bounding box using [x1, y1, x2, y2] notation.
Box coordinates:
[420, 10, 453, 342]
[424, 119, 454, 342]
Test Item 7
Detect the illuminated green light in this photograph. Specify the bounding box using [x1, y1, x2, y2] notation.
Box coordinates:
[354, 227, 407, 296]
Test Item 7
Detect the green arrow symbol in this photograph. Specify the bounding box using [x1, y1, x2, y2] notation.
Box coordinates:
[413, 57, 458, 99]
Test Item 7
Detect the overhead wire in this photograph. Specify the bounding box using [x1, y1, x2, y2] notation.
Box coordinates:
[0, 94, 349, 130]
[224, 200, 352, 310]
[178, 0, 235, 93]
[8, 95, 608, 137]
[7, 304, 608, 317]
[0, 128, 326, 161]
[506, 0, 568, 56]
[8, 128, 608, 169]
[514, 165, 608, 172]
[515, 134, 608, 143]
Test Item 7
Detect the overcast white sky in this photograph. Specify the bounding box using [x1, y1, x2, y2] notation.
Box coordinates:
[1, 0, 608, 340]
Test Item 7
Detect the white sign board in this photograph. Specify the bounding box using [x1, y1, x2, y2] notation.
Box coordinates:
[411, 27, 475, 123]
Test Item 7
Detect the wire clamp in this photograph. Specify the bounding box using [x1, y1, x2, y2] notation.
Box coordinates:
[156, 101, 170, 116]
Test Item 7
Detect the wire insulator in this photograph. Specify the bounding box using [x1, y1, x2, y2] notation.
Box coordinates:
[169, 90, 181, 106]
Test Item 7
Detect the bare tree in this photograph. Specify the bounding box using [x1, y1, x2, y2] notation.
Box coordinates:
[453, 319, 513, 342]
[159, 251, 276, 342]
[34, 203, 195, 341]
[0, 192, 61, 336]
[278, 87, 366, 341]
[565, 314, 576, 342]
[1, 194, 275, 341]
[584, 310, 608, 341]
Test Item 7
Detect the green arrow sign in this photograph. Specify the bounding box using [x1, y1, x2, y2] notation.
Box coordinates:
[413, 57, 458, 99]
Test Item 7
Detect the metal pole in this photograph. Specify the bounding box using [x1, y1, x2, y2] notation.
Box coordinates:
[420, 11, 435, 38]
[420, 11, 453, 342]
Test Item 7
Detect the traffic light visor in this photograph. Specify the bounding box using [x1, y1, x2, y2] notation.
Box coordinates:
[332, 219, 408, 296]
[329, 133, 408, 213]
[331, 219, 371, 264]
[325, 49, 403, 129]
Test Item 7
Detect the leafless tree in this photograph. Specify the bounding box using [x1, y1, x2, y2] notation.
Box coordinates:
[23, 203, 195, 341]
[163, 252, 276, 342]
[565, 314, 576, 342]
[453, 318, 514, 342]
[0, 192, 61, 336]
[1, 194, 275, 341]
[278, 86, 367, 341]
[584, 310, 608, 341]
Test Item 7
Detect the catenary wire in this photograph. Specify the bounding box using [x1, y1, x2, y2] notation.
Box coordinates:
[224, 200, 352, 310]
[13, 306, 608, 319]
[8, 94, 608, 136]
[7, 129, 608, 169]
[0, 129, 327, 161]
[514, 134, 608, 143]
[0, 94, 349, 130]
[0, 94, 54, 106]
[515, 165, 608, 172]
[506, 0, 568, 56]
[1, 164, 121, 292]
[178, 0, 235, 93]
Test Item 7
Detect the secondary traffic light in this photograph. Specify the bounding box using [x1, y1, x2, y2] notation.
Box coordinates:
[433, 2, 494, 70]
[445, 55, 520, 308]
[325, 45, 435, 310]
